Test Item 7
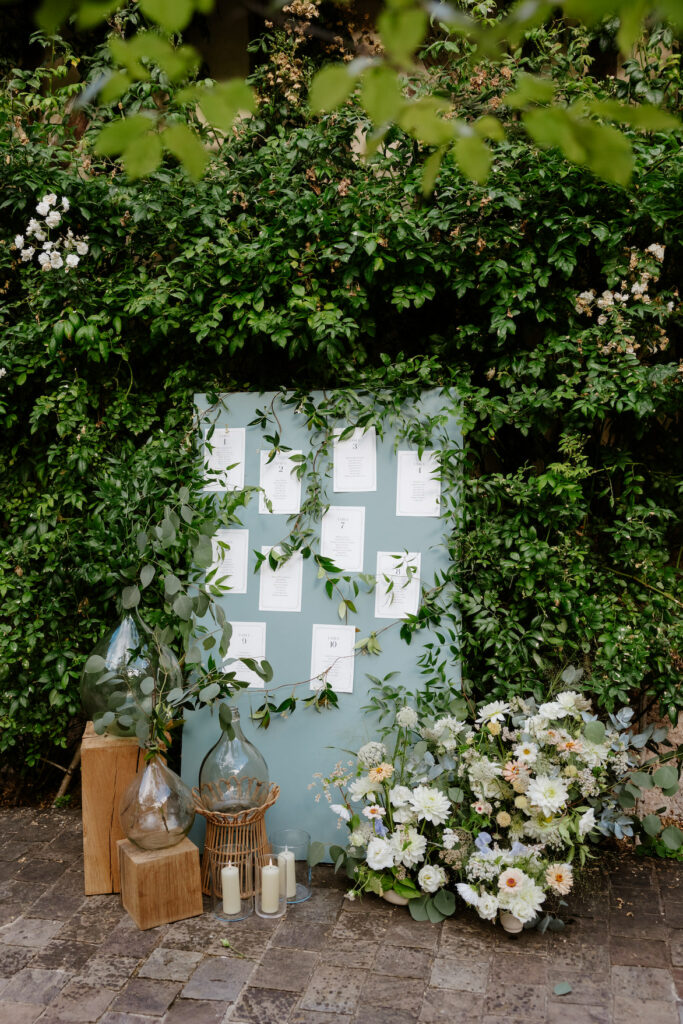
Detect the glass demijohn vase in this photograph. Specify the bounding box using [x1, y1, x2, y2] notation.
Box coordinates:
[119, 756, 195, 851]
[199, 708, 269, 813]
[80, 614, 182, 738]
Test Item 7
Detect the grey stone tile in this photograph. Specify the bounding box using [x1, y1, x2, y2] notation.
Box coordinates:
[230, 986, 299, 1024]
[0, 918, 63, 948]
[108, 920, 168, 958]
[418, 987, 483, 1022]
[271, 918, 333, 951]
[289, 889, 343, 922]
[299, 965, 365, 1014]
[671, 931, 683, 966]
[612, 998, 678, 1024]
[31, 939, 99, 971]
[488, 951, 547, 985]
[331, 914, 389, 945]
[100, 1014, 160, 1024]
[0, 1002, 45, 1024]
[138, 949, 203, 983]
[351, 1008, 421, 1024]
[289, 1012, 351, 1024]
[359, 974, 424, 1015]
[547, 943, 610, 974]
[612, 964, 675, 1001]
[429, 957, 489, 993]
[181, 957, 253, 1001]
[609, 936, 669, 967]
[110, 981, 181, 1017]
[74, 954, 140, 989]
[162, 999, 229, 1023]
[316, 938, 378, 970]
[0, 843, 30, 863]
[547, 1007, 611, 1024]
[42, 982, 118, 1022]
[483, 982, 547, 1021]
[547, 968, 611, 1006]
[12, 862, 68, 886]
[382, 916, 439, 951]
[0, 946, 35, 976]
[25, 890, 85, 922]
[373, 944, 432, 980]
[249, 947, 317, 992]
[0, 967, 70, 1005]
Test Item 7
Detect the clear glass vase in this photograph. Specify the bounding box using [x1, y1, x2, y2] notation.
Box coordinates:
[119, 756, 195, 851]
[198, 709, 269, 812]
[80, 614, 182, 738]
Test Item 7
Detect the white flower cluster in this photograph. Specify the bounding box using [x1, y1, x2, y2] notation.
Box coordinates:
[14, 193, 88, 273]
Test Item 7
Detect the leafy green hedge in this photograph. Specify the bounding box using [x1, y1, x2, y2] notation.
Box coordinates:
[1, 22, 681, 767]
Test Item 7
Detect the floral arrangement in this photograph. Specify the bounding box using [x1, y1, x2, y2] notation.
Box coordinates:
[317, 678, 681, 928]
[14, 193, 89, 272]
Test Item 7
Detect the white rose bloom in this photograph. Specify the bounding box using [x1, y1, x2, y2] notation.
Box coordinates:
[20, 247, 34, 261]
[578, 808, 596, 838]
[14, 234, 24, 248]
[38, 251, 50, 268]
[556, 691, 591, 713]
[36, 201, 50, 216]
[391, 827, 427, 868]
[357, 741, 387, 767]
[389, 785, 412, 807]
[61, 196, 70, 211]
[76, 240, 89, 256]
[396, 706, 418, 729]
[26, 218, 40, 236]
[50, 251, 63, 269]
[366, 837, 395, 871]
[580, 741, 609, 768]
[65, 254, 79, 269]
[348, 776, 378, 803]
[410, 785, 451, 826]
[44, 193, 57, 206]
[526, 775, 569, 816]
[45, 210, 61, 228]
[476, 700, 510, 725]
[538, 701, 566, 719]
[417, 864, 447, 893]
[42, 241, 54, 251]
[33, 228, 46, 242]
[330, 803, 351, 822]
[476, 892, 499, 920]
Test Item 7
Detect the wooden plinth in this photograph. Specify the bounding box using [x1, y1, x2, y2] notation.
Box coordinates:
[118, 837, 203, 930]
[81, 722, 144, 896]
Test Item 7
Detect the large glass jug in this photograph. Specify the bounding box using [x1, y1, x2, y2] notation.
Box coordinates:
[119, 756, 195, 850]
[199, 708, 269, 812]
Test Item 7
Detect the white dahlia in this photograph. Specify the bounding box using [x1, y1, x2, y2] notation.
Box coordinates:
[410, 785, 451, 826]
[526, 775, 569, 816]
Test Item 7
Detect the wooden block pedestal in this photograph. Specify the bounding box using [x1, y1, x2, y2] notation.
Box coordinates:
[118, 837, 203, 930]
[82, 722, 144, 895]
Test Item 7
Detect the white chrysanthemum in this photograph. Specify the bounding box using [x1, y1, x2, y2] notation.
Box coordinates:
[357, 741, 387, 768]
[330, 803, 350, 822]
[45, 210, 61, 228]
[538, 701, 566, 719]
[391, 826, 427, 868]
[20, 247, 34, 262]
[65, 253, 79, 269]
[76, 240, 89, 256]
[36, 200, 50, 216]
[348, 776, 378, 803]
[477, 892, 499, 920]
[396, 706, 418, 729]
[513, 741, 538, 764]
[61, 196, 70, 211]
[49, 251, 63, 269]
[442, 828, 459, 850]
[456, 882, 479, 906]
[578, 808, 596, 838]
[14, 234, 24, 248]
[366, 836, 395, 871]
[410, 785, 451, 826]
[417, 864, 447, 893]
[546, 863, 573, 895]
[44, 193, 57, 207]
[527, 775, 569, 816]
[389, 785, 412, 807]
[476, 700, 510, 724]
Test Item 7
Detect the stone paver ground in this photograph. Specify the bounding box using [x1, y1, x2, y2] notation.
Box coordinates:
[0, 807, 681, 1024]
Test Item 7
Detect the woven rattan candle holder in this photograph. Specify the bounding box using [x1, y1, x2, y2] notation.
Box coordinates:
[193, 778, 280, 898]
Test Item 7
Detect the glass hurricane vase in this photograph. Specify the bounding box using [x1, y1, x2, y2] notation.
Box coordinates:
[198, 709, 269, 813]
[119, 755, 195, 851]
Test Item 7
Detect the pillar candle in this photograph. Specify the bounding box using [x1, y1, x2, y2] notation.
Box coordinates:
[277, 847, 296, 899]
[261, 860, 280, 914]
[221, 862, 241, 916]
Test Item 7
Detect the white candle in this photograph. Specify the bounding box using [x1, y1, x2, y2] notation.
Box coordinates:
[221, 863, 241, 916]
[261, 859, 280, 914]
[277, 847, 296, 899]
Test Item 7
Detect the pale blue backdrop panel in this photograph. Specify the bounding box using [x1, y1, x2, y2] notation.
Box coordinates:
[182, 389, 461, 854]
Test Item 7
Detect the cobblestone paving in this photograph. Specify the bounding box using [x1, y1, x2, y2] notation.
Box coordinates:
[0, 808, 681, 1024]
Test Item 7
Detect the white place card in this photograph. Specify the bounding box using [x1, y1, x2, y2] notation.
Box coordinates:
[320, 505, 365, 572]
[310, 623, 356, 694]
[224, 621, 267, 689]
[203, 427, 246, 491]
[258, 450, 302, 515]
[333, 426, 377, 492]
[374, 551, 422, 619]
[396, 450, 441, 517]
[211, 529, 249, 595]
[258, 546, 303, 613]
